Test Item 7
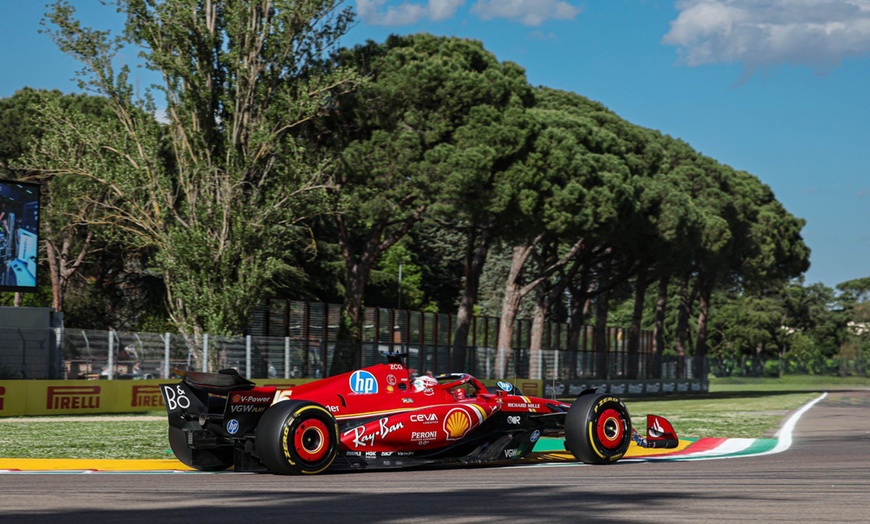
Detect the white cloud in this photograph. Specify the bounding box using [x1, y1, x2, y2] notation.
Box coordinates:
[528, 30, 558, 41]
[471, 0, 582, 27]
[356, 0, 581, 27]
[356, 0, 464, 26]
[663, 0, 870, 75]
[430, 0, 465, 21]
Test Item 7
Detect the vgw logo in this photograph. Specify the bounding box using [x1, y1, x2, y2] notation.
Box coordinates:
[349, 370, 378, 394]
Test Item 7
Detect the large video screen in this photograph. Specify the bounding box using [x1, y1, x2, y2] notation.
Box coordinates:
[0, 179, 41, 292]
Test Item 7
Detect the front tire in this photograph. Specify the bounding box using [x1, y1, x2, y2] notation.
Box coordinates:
[565, 392, 631, 464]
[256, 400, 339, 475]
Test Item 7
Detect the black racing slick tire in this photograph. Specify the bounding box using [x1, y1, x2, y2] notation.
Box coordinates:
[256, 400, 339, 475]
[168, 426, 233, 471]
[565, 392, 631, 465]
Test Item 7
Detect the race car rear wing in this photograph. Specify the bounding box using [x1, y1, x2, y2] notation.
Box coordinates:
[179, 368, 256, 395]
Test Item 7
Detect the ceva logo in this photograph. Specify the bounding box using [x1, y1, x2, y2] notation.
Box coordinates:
[349, 370, 378, 394]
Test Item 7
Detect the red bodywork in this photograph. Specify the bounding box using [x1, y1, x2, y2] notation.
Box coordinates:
[268, 362, 568, 456]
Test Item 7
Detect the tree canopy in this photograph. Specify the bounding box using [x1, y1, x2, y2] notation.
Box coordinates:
[23, 0, 358, 342]
[3, 2, 850, 379]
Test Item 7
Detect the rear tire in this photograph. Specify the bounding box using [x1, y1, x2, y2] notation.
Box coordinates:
[565, 392, 631, 464]
[256, 400, 339, 475]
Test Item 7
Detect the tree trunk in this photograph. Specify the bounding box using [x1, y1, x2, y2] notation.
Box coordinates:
[593, 291, 610, 379]
[450, 229, 491, 372]
[626, 277, 649, 380]
[44, 224, 94, 313]
[331, 252, 372, 375]
[494, 242, 534, 377]
[528, 292, 548, 380]
[527, 271, 575, 380]
[331, 277, 366, 376]
[496, 237, 584, 377]
[566, 274, 592, 379]
[675, 271, 697, 378]
[693, 273, 712, 380]
[652, 274, 670, 379]
[46, 242, 62, 312]
[330, 204, 425, 375]
[675, 273, 690, 358]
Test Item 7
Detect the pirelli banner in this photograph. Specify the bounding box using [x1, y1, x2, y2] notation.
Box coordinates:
[0, 379, 315, 417]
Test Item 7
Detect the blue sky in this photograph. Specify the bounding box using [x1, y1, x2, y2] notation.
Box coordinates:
[2, 0, 869, 290]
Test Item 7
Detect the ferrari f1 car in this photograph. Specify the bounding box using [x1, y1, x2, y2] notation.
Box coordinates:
[160, 355, 678, 474]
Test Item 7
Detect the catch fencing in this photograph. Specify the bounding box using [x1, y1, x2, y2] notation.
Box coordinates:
[1, 300, 699, 381]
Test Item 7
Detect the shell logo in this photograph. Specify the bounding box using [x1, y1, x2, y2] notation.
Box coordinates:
[444, 408, 472, 440]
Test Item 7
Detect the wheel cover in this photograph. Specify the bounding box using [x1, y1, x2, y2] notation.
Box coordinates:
[596, 408, 625, 450]
[294, 418, 330, 463]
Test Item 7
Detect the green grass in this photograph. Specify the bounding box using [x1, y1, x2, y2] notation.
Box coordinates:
[0, 416, 171, 460]
[626, 375, 870, 440]
[626, 392, 820, 439]
[0, 376, 865, 460]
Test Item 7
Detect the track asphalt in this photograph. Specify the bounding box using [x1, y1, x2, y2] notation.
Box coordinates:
[0, 393, 825, 473]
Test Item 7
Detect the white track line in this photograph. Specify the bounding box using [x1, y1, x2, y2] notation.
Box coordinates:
[523, 391, 829, 467]
[761, 391, 827, 456]
[645, 391, 829, 462]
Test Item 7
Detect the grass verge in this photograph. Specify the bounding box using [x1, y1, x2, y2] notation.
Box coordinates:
[627, 375, 869, 439]
[0, 416, 171, 460]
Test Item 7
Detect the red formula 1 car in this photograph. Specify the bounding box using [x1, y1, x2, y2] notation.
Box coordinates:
[160, 355, 678, 474]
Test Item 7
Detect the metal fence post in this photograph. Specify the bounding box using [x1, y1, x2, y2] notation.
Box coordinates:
[164, 333, 170, 379]
[81, 330, 91, 375]
[284, 336, 290, 379]
[246, 335, 252, 379]
[107, 330, 114, 380]
[202, 333, 209, 373]
[50, 327, 61, 379]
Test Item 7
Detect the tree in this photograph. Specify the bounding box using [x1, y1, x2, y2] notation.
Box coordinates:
[707, 292, 785, 365]
[642, 137, 704, 375]
[437, 96, 536, 372]
[692, 168, 808, 376]
[316, 34, 527, 374]
[836, 277, 870, 304]
[316, 35, 534, 373]
[2, 88, 114, 315]
[834, 277, 870, 374]
[29, 0, 358, 346]
[491, 87, 637, 378]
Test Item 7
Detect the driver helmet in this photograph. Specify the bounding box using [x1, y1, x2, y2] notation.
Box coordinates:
[412, 375, 438, 393]
[453, 387, 466, 400]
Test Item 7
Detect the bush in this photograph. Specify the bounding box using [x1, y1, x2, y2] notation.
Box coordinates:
[764, 359, 780, 377]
